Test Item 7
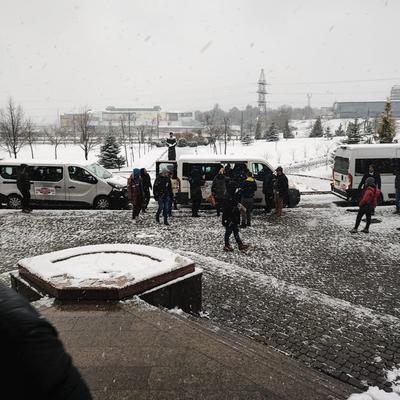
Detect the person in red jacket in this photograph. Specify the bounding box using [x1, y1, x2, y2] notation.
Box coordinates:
[350, 177, 381, 234]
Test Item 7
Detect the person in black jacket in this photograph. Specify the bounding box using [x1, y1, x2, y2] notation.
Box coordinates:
[189, 167, 204, 217]
[262, 169, 275, 213]
[153, 168, 173, 225]
[240, 171, 257, 227]
[0, 284, 92, 400]
[222, 183, 249, 252]
[358, 164, 381, 190]
[211, 165, 227, 217]
[16, 164, 32, 213]
[273, 166, 289, 217]
[166, 132, 177, 161]
[140, 168, 152, 212]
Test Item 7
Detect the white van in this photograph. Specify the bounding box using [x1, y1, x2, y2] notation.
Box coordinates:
[0, 160, 128, 209]
[156, 155, 301, 208]
[332, 144, 400, 203]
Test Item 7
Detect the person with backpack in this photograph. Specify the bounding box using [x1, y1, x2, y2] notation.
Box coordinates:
[16, 164, 32, 213]
[240, 171, 257, 227]
[351, 177, 381, 234]
[211, 165, 227, 217]
[140, 168, 152, 212]
[153, 167, 173, 225]
[273, 166, 289, 217]
[222, 181, 249, 252]
[127, 168, 144, 222]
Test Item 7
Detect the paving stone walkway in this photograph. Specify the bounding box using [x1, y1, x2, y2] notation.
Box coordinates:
[40, 300, 354, 400]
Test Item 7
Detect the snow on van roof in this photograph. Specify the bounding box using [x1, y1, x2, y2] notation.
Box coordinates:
[177, 154, 269, 163]
[0, 159, 94, 166]
[339, 143, 400, 150]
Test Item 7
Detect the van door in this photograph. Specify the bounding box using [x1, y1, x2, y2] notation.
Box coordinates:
[31, 165, 66, 203]
[333, 156, 351, 198]
[67, 166, 98, 204]
[250, 162, 271, 206]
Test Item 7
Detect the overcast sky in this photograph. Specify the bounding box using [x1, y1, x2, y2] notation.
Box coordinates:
[1, 0, 400, 122]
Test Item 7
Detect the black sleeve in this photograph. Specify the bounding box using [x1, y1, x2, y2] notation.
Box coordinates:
[358, 174, 367, 190]
[376, 174, 381, 190]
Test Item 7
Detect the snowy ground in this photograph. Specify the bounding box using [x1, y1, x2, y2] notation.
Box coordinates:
[1, 196, 400, 392]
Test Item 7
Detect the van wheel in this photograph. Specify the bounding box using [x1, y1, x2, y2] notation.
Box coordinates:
[94, 196, 111, 210]
[8, 194, 22, 209]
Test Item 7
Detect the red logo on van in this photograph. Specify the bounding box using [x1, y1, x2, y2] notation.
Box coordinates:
[38, 187, 51, 195]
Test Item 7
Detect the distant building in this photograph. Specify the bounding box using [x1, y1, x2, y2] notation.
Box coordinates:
[391, 85, 400, 101]
[333, 101, 400, 119]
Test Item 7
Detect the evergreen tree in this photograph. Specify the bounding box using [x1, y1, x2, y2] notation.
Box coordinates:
[283, 120, 294, 139]
[377, 99, 396, 143]
[98, 134, 126, 169]
[265, 122, 279, 141]
[241, 135, 253, 145]
[334, 123, 345, 137]
[310, 117, 323, 137]
[325, 126, 332, 138]
[346, 118, 362, 144]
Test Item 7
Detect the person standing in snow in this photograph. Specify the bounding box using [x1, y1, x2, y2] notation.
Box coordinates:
[0, 284, 92, 400]
[222, 181, 249, 252]
[166, 132, 177, 161]
[262, 168, 275, 213]
[16, 164, 32, 213]
[358, 164, 381, 191]
[394, 166, 400, 214]
[153, 167, 173, 225]
[127, 168, 144, 222]
[211, 165, 227, 217]
[240, 171, 257, 227]
[189, 167, 205, 217]
[140, 168, 152, 212]
[351, 177, 381, 234]
[273, 166, 289, 217]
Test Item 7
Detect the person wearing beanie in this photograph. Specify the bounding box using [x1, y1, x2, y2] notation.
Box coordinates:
[211, 165, 227, 217]
[273, 166, 289, 217]
[351, 176, 381, 234]
[239, 170, 257, 227]
[153, 167, 173, 225]
[127, 168, 144, 222]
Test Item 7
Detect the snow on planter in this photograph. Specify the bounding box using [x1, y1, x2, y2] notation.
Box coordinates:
[17, 244, 195, 300]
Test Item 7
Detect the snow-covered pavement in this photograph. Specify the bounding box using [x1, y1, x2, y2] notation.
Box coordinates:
[1, 196, 400, 392]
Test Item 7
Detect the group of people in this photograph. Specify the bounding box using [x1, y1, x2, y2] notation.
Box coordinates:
[350, 163, 400, 233]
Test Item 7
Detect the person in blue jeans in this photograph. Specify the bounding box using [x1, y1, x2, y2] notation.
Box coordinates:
[153, 168, 173, 226]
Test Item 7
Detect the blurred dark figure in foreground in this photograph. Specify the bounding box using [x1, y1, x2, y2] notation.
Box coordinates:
[0, 284, 92, 400]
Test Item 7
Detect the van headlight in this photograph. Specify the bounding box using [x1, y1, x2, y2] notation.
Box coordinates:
[108, 182, 125, 191]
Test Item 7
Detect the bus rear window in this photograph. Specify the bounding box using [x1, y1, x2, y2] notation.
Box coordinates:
[334, 157, 349, 174]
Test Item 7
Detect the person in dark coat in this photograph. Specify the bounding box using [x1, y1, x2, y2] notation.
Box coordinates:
[140, 168, 152, 212]
[153, 168, 173, 225]
[127, 168, 144, 222]
[0, 284, 92, 400]
[273, 166, 289, 217]
[240, 171, 257, 227]
[394, 167, 400, 214]
[222, 181, 249, 252]
[16, 164, 32, 213]
[166, 132, 177, 161]
[358, 164, 381, 190]
[262, 169, 275, 213]
[211, 165, 227, 217]
[351, 177, 381, 234]
[189, 168, 205, 217]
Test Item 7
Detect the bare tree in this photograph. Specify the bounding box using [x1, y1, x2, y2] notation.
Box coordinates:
[24, 119, 36, 159]
[0, 97, 26, 158]
[222, 116, 231, 155]
[119, 116, 129, 166]
[45, 126, 66, 160]
[74, 107, 97, 160]
[136, 125, 147, 158]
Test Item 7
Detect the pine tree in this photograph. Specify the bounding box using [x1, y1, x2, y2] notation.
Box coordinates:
[265, 122, 279, 141]
[310, 117, 323, 137]
[335, 123, 345, 137]
[325, 126, 332, 138]
[377, 99, 396, 143]
[241, 135, 253, 145]
[255, 118, 263, 140]
[346, 118, 362, 144]
[98, 134, 126, 169]
[283, 120, 294, 139]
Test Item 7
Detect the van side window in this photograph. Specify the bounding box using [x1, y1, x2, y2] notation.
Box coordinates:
[252, 163, 270, 181]
[0, 166, 17, 180]
[68, 166, 97, 184]
[31, 166, 63, 182]
[355, 159, 396, 175]
[183, 163, 220, 180]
